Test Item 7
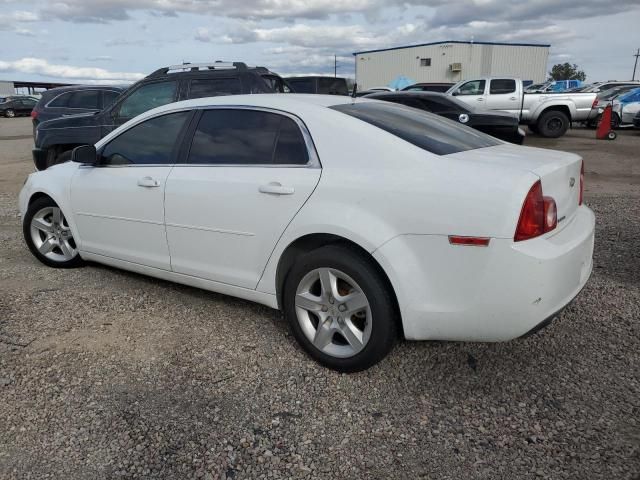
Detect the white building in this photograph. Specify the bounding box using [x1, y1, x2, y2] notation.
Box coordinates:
[354, 41, 550, 90]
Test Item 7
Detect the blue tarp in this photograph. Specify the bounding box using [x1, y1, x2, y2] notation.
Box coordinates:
[387, 75, 416, 90]
[618, 88, 640, 104]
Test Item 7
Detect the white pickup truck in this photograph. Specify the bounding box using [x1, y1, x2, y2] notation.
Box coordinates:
[446, 77, 598, 138]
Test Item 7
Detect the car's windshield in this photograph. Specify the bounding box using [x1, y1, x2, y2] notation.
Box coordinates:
[330, 101, 500, 155]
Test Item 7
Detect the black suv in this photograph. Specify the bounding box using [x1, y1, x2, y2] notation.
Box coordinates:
[286, 76, 349, 95]
[31, 85, 126, 130]
[34, 62, 290, 169]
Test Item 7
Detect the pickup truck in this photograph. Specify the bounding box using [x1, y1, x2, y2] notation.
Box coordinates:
[446, 77, 598, 137]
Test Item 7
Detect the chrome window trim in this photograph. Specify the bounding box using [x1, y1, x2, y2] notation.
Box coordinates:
[96, 105, 321, 169]
[45, 88, 120, 110]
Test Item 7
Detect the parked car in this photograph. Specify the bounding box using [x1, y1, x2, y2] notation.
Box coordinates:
[0, 97, 37, 117]
[364, 91, 525, 144]
[19, 94, 595, 371]
[31, 85, 127, 131]
[611, 88, 640, 126]
[286, 76, 348, 95]
[33, 62, 289, 169]
[580, 81, 640, 93]
[446, 77, 598, 137]
[401, 83, 455, 93]
[586, 85, 640, 127]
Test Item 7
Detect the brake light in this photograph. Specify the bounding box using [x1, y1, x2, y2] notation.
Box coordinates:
[448, 236, 490, 247]
[514, 180, 557, 241]
[30, 109, 38, 119]
[592, 98, 598, 108]
[579, 160, 584, 205]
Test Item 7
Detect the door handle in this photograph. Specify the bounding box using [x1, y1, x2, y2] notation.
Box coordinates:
[259, 182, 295, 195]
[137, 176, 160, 188]
[510, 97, 517, 100]
[476, 98, 484, 101]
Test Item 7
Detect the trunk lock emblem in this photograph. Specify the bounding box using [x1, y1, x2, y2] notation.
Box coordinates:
[569, 177, 576, 187]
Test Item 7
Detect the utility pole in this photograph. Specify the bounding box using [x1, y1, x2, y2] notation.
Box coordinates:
[334, 55, 337, 78]
[633, 48, 640, 81]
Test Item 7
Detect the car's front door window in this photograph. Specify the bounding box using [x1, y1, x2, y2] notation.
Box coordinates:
[115, 81, 177, 123]
[101, 111, 189, 166]
[457, 80, 486, 96]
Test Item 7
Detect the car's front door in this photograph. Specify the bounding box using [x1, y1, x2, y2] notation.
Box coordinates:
[165, 108, 321, 289]
[485, 78, 520, 114]
[452, 79, 487, 110]
[71, 110, 191, 269]
[102, 80, 179, 136]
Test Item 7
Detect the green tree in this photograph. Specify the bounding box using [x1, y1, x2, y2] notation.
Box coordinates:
[548, 63, 587, 81]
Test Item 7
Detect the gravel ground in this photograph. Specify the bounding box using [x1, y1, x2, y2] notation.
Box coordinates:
[0, 118, 639, 479]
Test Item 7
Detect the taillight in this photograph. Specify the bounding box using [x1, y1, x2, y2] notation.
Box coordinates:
[592, 98, 598, 108]
[579, 160, 584, 205]
[514, 180, 557, 242]
[30, 109, 38, 119]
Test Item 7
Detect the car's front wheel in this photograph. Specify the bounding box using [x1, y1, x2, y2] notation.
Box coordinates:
[283, 245, 397, 372]
[23, 197, 83, 268]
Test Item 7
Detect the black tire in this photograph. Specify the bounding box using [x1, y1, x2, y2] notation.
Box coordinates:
[283, 244, 397, 372]
[45, 147, 72, 169]
[528, 124, 539, 134]
[537, 110, 569, 138]
[5, 109, 15, 118]
[611, 113, 621, 130]
[23, 196, 84, 268]
[607, 131, 617, 140]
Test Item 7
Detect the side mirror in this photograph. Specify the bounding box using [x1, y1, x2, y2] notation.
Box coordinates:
[451, 91, 459, 96]
[71, 145, 98, 165]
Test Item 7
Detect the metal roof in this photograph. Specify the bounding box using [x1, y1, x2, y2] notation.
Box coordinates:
[353, 40, 550, 56]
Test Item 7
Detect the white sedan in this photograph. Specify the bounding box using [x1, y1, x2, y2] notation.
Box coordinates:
[19, 94, 595, 371]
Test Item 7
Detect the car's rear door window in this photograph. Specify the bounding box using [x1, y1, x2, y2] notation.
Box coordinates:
[331, 102, 499, 155]
[490, 79, 516, 95]
[186, 109, 309, 165]
[188, 78, 242, 99]
[100, 111, 189, 166]
[67, 90, 101, 109]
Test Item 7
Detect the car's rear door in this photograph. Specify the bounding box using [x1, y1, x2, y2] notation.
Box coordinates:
[485, 79, 520, 115]
[165, 107, 321, 289]
[71, 110, 192, 269]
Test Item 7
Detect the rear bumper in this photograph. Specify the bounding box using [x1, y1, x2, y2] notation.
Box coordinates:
[373, 205, 595, 341]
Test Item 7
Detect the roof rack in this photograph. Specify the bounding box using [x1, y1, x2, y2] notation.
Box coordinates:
[147, 62, 249, 77]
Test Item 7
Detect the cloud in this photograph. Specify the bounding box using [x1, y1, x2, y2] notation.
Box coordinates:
[0, 57, 144, 81]
[86, 55, 114, 62]
[0, 10, 39, 30]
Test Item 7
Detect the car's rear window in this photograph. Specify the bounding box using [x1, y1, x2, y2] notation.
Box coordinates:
[330, 101, 500, 155]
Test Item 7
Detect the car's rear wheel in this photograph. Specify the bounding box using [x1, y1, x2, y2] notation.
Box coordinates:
[23, 197, 83, 268]
[283, 245, 397, 372]
[5, 109, 15, 118]
[537, 110, 569, 138]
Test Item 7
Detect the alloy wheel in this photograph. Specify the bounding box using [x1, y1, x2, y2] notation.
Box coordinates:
[29, 206, 77, 262]
[6, 109, 15, 118]
[294, 267, 372, 358]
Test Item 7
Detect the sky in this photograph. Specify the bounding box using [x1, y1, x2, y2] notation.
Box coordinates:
[0, 0, 639, 85]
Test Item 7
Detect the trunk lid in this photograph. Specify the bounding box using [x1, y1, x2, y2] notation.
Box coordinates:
[448, 143, 582, 225]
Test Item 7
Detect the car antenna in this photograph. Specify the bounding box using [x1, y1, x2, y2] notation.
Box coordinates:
[351, 82, 358, 101]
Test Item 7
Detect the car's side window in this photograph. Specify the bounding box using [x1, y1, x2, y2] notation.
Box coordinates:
[116, 81, 177, 121]
[490, 79, 516, 95]
[67, 90, 100, 109]
[103, 90, 121, 108]
[188, 78, 242, 99]
[100, 111, 189, 166]
[457, 80, 486, 96]
[48, 92, 72, 108]
[186, 109, 309, 165]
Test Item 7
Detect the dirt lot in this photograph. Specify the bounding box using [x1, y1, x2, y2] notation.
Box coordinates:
[1, 117, 638, 479]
